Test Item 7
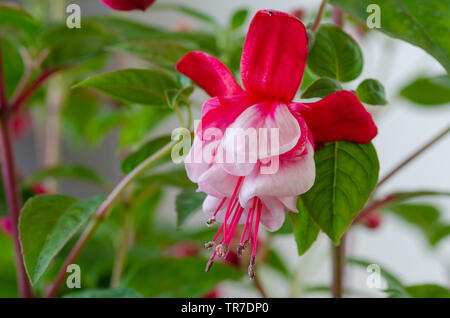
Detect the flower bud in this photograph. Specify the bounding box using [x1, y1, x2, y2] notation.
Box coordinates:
[101, 0, 156, 11]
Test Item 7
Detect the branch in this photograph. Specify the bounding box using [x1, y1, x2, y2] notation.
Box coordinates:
[311, 0, 328, 33]
[376, 125, 450, 190]
[44, 139, 177, 298]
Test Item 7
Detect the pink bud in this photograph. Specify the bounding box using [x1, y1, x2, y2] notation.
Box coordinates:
[12, 113, 31, 139]
[31, 183, 51, 195]
[0, 217, 13, 237]
[100, 0, 156, 11]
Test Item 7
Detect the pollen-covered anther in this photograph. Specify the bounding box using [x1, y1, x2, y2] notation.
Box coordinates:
[204, 241, 215, 249]
[248, 257, 256, 280]
[205, 259, 214, 272]
[237, 243, 244, 256]
[216, 242, 228, 258]
[206, 216, 216, 226]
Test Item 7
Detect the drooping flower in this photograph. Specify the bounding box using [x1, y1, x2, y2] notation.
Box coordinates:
[100, 0, 155, 11]
[176, 10, 377, 278]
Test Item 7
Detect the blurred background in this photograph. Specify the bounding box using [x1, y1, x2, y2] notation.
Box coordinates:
[6, 0, 450, 297]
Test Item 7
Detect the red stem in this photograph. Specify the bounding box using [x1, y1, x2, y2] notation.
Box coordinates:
[332, 7, 344, 28]
[0, 33, 34, 298]
[0, 119, 34, 297]
[11, 68, 60, 114]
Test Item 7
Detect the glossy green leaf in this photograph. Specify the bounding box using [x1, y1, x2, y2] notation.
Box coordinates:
[307, 24, 363, 82]
[301, 77, 343, 99]
[42, 22, 116, 68]
[400, 75, 450, 106]
[230, 8, 249, 30]
[74, 69, 180, 106]
[302, 142, 379, 244]
[290, 198, 320, 256]
[120, 135, 172, 174]
[126, 257, 241, 297]
[356, 79, 388, 105]
[25, 164, 108, 189]
[64, 288, 142, 298]
[176, 189, 207, 228]
[20, 195, 104, 284]
[330, 0, 450, 72]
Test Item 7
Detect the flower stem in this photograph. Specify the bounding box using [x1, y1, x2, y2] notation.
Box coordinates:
[331, 233, 346, 298]
[311, 0, 328, 33]
[376, 125, 450, 190]
[44, 139, 178, 298]
[110, 205, 133, 288]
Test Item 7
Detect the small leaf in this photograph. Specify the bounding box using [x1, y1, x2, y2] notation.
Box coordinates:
[356, 79, 387, 105]
[74, 69, 180, 106]
[164, 86, 194, 109]
[307, 24, 363, 82]
[1, 38, 24, 98]
[64, 288, 142, 298]
[176, 189, 206, 228]
[289, 198, 320, 256]
[400, 75, 450, 106]
[301, 77, 343, 99]
[20, 195, 104, 284]
[302, 142, 379, 244]
[230, 8, 249, 30]
[126, 257, 241, 297]
[120, 135, 172, 174]
[25, 164, 108, 189]
[0, 4, 41, 43]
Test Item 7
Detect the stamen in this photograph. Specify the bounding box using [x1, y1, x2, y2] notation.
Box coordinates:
[206, 197, 227, 226]
[223, 177, 243, 238]
[248, 199, 262, 279]
[213, 197, 227, 217]
[206, 216, 216, 226]
[248, 256, 256, 279]
[238, 198, 257, 254]
[204, 241, 215, 249]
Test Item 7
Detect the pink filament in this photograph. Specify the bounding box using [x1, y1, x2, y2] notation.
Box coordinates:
[251, 199, 262, 259]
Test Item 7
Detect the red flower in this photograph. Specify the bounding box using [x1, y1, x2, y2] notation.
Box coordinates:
[176, 10, 377, 278]
[100, 0, 155, 11]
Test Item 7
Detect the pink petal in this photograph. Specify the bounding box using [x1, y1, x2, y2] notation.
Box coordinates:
[203, 195, 249, 224]
[176, 51, 244, 97]
[293, 90, 378, 143]
[259, 197, 286, 231]
[240, 10, 308, 101]
[197, 165, 241, 198]
[222, 102, 301, 164]
[239, 143, 315, 206]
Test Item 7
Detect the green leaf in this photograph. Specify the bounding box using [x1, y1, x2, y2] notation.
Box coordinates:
[120, 135, 172, 174]
[126, 257, 241, 297]
[139, 167, 195, 189]
[1, 38, 24, 98]
[230, 8, 249, 30]
[330, 0, 450, 72]
[42, 22, 116, 68]
[0, 4, 41, 44]
[89, 16, 161, 41]
[302, 142, 379, 244]
[348, 258, 409, 297]
[74, 69, 180, 106]
[266, 248, 290, 277]
[384, 203, 450, 246]
[19, 195, 104, 284]
[307, 24, 363, 82]
[110, 40, 195, 68]
[404, 284, 450, 298]
[64, 288, 142, 298]
[290, 198, 320, 256]
[25, 164, 108, 189]
[301, 77, 343, 99]
[356, 79, 387, 105]
[400, 75, 450, 106]
[176, 189, 207, 228]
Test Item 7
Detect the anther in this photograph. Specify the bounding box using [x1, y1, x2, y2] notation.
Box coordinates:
[206, 216, 216, 226]
[248, 257, 256, 279]
[204, 241, 215, 249]
[205, 259, 214, 272]
[237, 244, 244, 256]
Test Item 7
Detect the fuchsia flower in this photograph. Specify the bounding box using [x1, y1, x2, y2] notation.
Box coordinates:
[176, 10, 377, 278]
[101, 0, 155, 11]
